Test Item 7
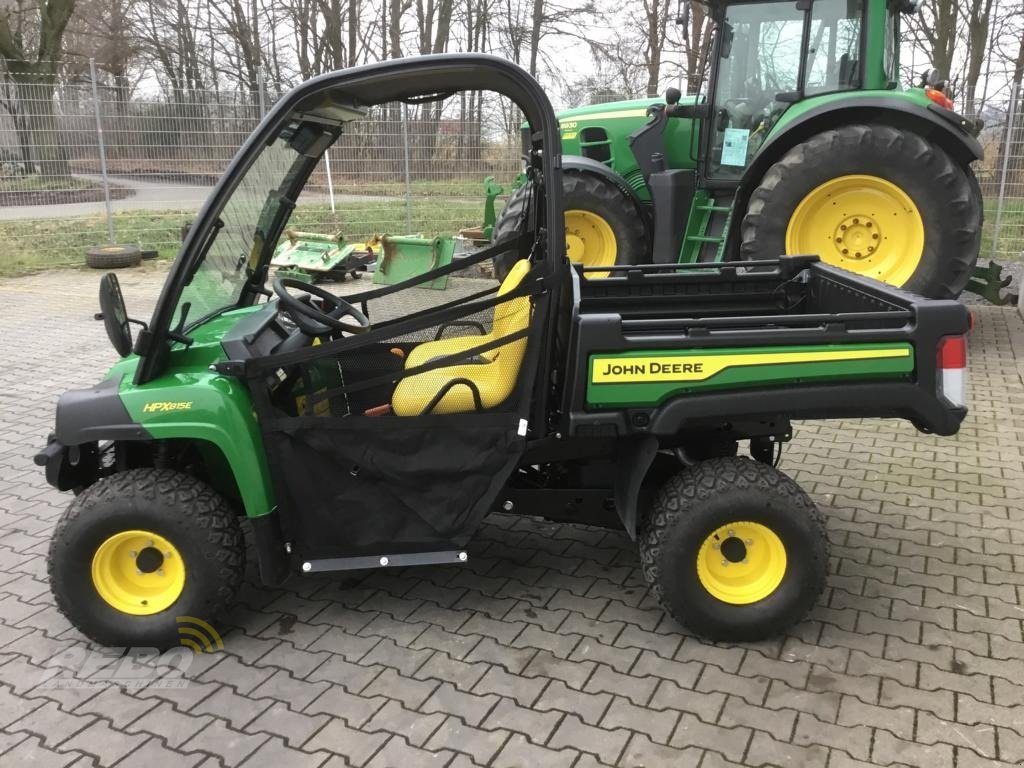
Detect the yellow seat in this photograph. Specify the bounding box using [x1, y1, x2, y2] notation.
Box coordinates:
[392, 260, 532, 416]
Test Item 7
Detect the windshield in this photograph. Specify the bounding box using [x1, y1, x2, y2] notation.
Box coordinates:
[174, 136, 305, 327]
[707, 0, 862, 180]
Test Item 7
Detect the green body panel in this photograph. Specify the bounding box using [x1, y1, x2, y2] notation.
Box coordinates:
[557, 97, 699, 200]
[762, 88, 931, 142]
[586, 343, 915, 408]
[110, 305, 276, 518]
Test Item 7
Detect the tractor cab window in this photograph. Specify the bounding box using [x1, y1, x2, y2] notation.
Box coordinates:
[805, 0, 863, 93]
[708, 1, 806, 179]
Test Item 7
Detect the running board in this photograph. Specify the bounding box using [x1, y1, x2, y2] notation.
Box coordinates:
[301, 549, 468, 573]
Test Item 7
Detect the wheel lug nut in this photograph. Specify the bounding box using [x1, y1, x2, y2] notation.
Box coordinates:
[721, 559, 728, 567]
[842, 249, 849, 254]
[727, 529, 735, 536]
[712, 543, 720, 550]
[853, 218, 859, 224]
[872, 233, 879, 240]
[835, 237, 843, 243]
[129, 551, 137, 558]
[865, 222, 872, 228]
[136, 569, 143, 576]
[745, 539, 753, 545]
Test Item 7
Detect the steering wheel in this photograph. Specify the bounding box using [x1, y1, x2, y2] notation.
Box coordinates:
[272, 276, 371, 336]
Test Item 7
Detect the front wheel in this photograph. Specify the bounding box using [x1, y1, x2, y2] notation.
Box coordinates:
[492, 169, 649, 280]
[48, 468, 245, 649]
[740, 124, 982, 299]
[639, 457, 828, 641]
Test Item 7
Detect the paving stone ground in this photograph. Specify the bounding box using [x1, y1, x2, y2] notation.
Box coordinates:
[1, 263, 1023, 767]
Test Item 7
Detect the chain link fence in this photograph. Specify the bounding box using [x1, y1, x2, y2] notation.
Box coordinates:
[0, 60, 522, 275]
[1, 58, 1022, 277]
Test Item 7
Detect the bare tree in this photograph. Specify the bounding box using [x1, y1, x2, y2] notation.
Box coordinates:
[0, 0, 77, 177]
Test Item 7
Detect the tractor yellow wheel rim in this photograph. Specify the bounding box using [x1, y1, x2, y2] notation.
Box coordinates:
[696, 521, 787, 605]
[564, 209, 617, 278]
[91, 530, 185, 615]
[785, 174, 924, 286]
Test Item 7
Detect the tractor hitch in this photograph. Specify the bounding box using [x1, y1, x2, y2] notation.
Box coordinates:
[965, 260, 1019, 306]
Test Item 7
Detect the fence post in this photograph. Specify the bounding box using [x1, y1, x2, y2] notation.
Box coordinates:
[991, 80, 1020, 262]
[325, 148, 336, 214]
[88, 58, 115, 244]
[401, 103, 413, 232]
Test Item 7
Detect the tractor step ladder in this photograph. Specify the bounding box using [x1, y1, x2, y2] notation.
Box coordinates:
[684, 195, 735, 263]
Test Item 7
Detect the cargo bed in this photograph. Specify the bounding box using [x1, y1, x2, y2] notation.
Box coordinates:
[565, 256, 970, 438]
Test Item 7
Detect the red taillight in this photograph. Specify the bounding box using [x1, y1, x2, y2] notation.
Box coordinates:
[937, 335, 967, 408]
[925, 86, 955, 110]
[938, 335, 966, 369]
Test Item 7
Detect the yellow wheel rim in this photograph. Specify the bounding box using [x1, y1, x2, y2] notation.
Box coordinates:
[565, 209, 617, 278]
[785, 174, 924, 286]
[696, 521, 787, 605]
[91, 530, 185, 615]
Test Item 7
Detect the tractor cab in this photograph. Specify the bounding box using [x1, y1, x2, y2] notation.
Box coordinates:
[703, 0, 882, 181]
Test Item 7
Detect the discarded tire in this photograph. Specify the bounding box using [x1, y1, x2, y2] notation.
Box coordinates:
[85, 244, 142, 270]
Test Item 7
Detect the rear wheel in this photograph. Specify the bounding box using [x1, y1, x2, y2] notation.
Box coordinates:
[638, 457, 828, 641]
[740, 124, 981, 299]
[48, 468, 245, 649]
[493, 169, 649, 280]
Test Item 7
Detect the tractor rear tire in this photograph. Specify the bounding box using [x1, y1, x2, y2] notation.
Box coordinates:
[48, 468, 245, 649]
[638, 457, 828, 641]
[739, 124, 981, 299]
[493, 170, 649, 280]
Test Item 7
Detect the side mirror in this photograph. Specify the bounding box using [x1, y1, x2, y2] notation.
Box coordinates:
[98, 273, 133, 357]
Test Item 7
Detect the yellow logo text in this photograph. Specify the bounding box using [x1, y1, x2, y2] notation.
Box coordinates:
[143, 401, 194, 413]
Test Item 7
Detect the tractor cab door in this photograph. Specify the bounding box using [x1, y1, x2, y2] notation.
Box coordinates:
[702, 0, 864, 184]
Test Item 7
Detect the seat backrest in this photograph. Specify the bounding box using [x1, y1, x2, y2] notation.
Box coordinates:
[493, 260, 531, 340]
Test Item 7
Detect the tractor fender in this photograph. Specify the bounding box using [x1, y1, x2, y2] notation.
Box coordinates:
[613, 435, 660, 540]
[734, 97, 984, 220]
[561, 155, 653, 241]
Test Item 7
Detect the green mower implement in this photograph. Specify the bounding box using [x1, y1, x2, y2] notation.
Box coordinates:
[38, 54, 970, 649]
[493, 0, 994, 301]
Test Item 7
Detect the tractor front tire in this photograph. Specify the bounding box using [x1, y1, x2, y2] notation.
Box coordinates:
[493, 170, 649, 280]
[48, 468, 245, 649]
[740, 124, 981, 299]
[639, 457, 828, 641]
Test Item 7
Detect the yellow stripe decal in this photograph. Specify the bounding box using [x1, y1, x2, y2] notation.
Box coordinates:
[591, 348, 911, 384]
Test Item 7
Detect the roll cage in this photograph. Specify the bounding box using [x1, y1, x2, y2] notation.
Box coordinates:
[133, 54, 566, 387]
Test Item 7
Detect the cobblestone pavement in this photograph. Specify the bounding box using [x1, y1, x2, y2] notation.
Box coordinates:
[1, 264, 1023, 768]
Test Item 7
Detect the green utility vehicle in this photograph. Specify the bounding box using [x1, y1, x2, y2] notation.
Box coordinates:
[38, 55, 970, 648]
[494, 0, 988, 300]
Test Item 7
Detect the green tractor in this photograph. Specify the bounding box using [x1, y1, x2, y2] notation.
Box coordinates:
[495, 0, 986, 299]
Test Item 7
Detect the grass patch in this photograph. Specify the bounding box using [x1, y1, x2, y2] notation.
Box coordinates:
[0, 198, 485, 277]
[0, 175, 101, 193]
[982, 199, 1024, 262]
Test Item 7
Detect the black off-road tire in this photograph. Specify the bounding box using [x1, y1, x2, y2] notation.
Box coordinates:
[638, 457, 828, 641]
[492, 170, 649, 280]
[739, 124, 981, 299]
[48, 468, 245, 649]
[85, 244, 142, 269]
